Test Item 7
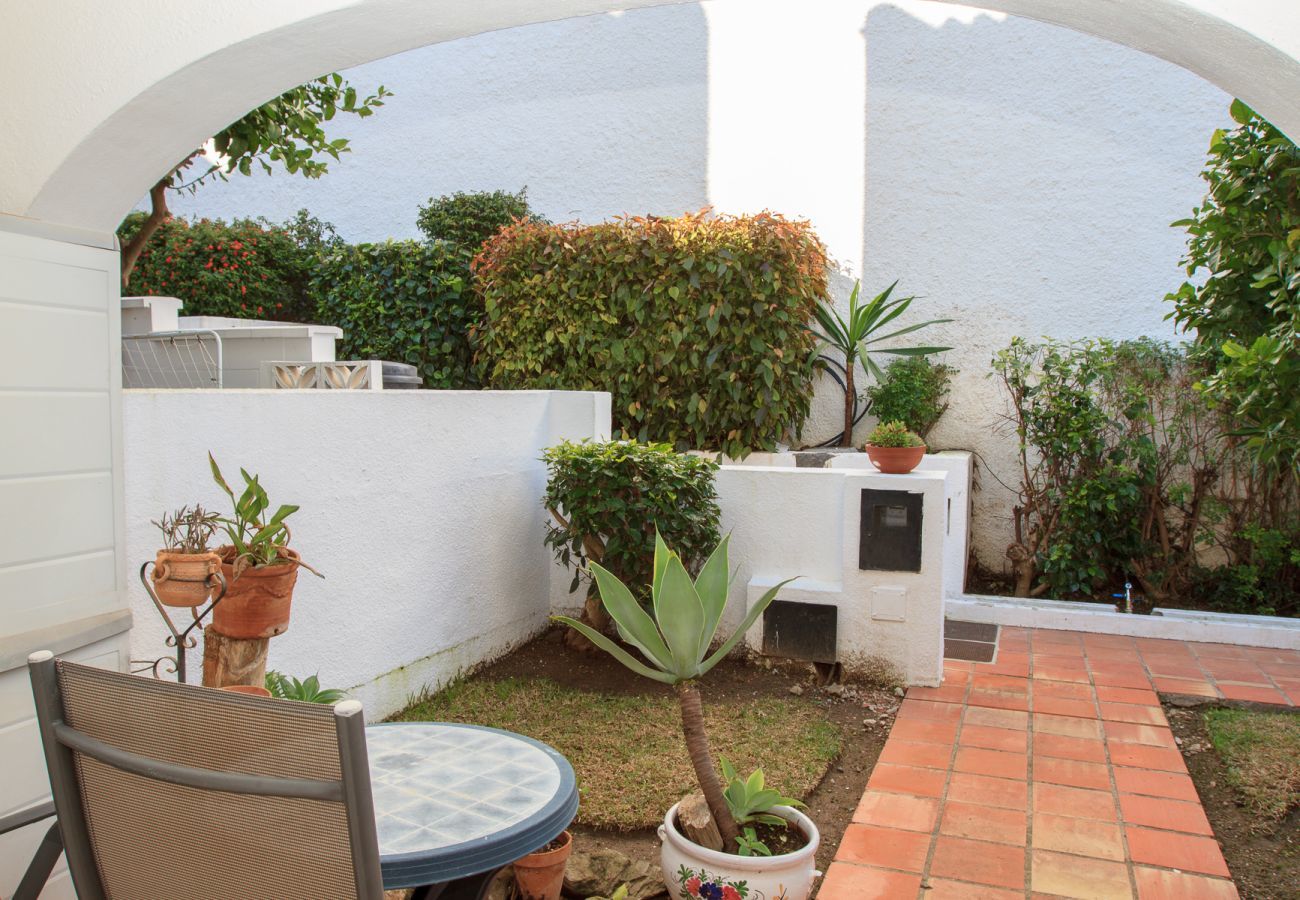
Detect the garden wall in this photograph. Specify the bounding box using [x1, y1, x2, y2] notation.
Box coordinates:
[123, 389, 609, 718]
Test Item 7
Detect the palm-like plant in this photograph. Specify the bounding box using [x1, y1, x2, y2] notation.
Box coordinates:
[554, 533, 795, 851]
[808, 280, 952, 447]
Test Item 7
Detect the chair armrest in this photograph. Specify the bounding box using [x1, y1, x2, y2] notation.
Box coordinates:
[0, 800, 56, 836]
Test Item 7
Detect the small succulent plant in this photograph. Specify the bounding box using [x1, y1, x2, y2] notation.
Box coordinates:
[153, 505, 221, 553]
[866, 420, 925, 448]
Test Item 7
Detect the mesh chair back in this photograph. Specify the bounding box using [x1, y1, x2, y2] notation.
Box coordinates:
[33, 658, 381, 900]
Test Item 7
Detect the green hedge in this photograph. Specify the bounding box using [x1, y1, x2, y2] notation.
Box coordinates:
[312, 240, 479, 388]
[416, 188, 547, 249]
[119, 213, 323, 322]
[473, 211, 829, 458]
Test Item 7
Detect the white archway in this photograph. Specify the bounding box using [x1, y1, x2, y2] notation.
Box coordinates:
[3, 0, 1299, 235]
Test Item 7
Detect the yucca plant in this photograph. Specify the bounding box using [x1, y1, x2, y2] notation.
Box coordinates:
[554, 532, 795, 851]
[808, 280, 951, 446]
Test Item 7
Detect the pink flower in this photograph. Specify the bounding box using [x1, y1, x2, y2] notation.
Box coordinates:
[722, 887, 741, 900]
[685, 876, 701, 897]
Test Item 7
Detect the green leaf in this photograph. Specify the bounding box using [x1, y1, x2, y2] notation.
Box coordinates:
[699, 577, 799, 674]
[653, 553, 707, 676]
[549, 616, 677, 684]
[693, 533, 731, 646]
[590, 561, 673, 671]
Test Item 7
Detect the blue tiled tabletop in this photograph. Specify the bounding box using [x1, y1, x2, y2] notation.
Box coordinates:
[366, 722, 578, 890]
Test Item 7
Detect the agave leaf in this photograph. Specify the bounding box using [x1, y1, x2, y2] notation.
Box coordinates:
[652, 530, 671, 607]
[694, 534, 731, 647]
[551, 616, 677, 684]
[747, 768, 765, 795]
[654, 554, 707, 676]
[699, 577, 799, 675]
[720, 756, 738, 782]
[590, 562, 673, 670]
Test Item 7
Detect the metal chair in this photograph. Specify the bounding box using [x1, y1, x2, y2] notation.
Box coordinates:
[24, 650, 384, 900]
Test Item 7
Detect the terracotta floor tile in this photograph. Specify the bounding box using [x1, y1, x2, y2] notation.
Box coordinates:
[1033, 733, 1108, 763]
[1032, 783, 1118, 821]
[877, 739, 953, 771]
[1096, 685, 1161, 706]
[1033, 664, 1092, 684]
[960, 723, 1028, 752]
[940, 800, 1027, 845]
[1103, 721, 1177, 748]
[897, 698, 965, 723]
[1032, 811, 1126, 860]
[973, 673, 1031, 694]
[1033, 756, 1112, 791]
[1216, 683, 1290, 705]
[1033, 712, 1104, 740]
[1113, 767, 1200, 802]
[835, 822, 931, 872]
[947, 772, 1029, 810]
[1199, 662, 1271, 685]
[1125, 826, 1231, 877]
[817, 862, 922, 899]
[907, 683, 968, 704]
[1031, 849, 1133, 899]
[930, 836, 1026, 890]
[867, 763, 947, 798]
[1187, 641, 1248, 659]
[889, 717, 960, 744]
[954, 746, 1028, 780]
[851, 790, 939, 832]
[1034, 679, 1097, 701]
[965, 706, 1029, 730]
[1091, 666, 1154, 688]
[1144, 661, 1207, 680]
[1151, 676, 1220, 698]
[1106, 742, 1187, 773]
[1099, 702, 1168, 725]
[1133, 866, 1240, 899]
[1119, 793, 1213, 835]
[925, 878, 1024, 899]
[967, 690, 1032, 712]
[944, 663, 974, 681]
[1034, 696, 1099, 718]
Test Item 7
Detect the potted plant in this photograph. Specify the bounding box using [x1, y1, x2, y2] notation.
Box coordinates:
[207, 453, 321, 639]
[511, 829, 573, 900]
[555, 533, 820, 900]
[863, 420, 927, 474]
[149, 505, 223, 608]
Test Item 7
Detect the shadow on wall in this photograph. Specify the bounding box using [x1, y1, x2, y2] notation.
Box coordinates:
[858, 3, 1227, 572]
[160, 4, 710, 241]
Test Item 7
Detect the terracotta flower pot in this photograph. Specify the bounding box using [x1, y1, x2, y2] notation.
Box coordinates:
[512, 830, 572, 900]
[863, 443, 927, 474]
[151, 549, 222, 608]
[219, 684, 272, 697]
[210, 546, 300, 639]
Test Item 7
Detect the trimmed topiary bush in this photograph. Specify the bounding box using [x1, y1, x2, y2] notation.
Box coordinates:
[474, 211, 830, 459]
[312, 240, 479, 388]
[416, 188, 548, 249]
[863, 357, 954, 440]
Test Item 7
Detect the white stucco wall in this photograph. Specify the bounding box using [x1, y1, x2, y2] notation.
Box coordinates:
[152, 1, 1228, 572]
[122, 389, 609, 719]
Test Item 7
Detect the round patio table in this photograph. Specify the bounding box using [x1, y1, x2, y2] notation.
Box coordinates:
[366, 722, 578, 899]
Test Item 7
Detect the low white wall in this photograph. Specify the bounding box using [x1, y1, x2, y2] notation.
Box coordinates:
[123, 389, 609, 719]
[715, 465, 949, 686]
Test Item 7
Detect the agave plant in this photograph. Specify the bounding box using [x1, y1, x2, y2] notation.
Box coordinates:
[554, 532, 795, 851]
[808, 280, 951, 446]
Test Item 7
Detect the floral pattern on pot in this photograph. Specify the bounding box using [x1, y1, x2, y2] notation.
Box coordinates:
[676, 865, 787, 900]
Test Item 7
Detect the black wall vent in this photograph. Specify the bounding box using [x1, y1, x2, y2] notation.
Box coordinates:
[762, 600, 837, 663]
[859, 488, 923, 572]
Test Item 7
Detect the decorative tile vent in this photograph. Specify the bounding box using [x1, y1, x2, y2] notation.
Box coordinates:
[260, 361, 381, 390]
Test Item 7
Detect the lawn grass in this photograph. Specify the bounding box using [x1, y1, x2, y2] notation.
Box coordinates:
[393, 677, 841, 831]
[1205, 707, 1300, 825]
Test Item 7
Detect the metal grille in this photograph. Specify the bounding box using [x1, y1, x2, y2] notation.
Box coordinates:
[122, 330, 223, 388]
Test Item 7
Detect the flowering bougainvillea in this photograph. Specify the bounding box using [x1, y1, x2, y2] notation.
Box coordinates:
[118, 213, 323, 322]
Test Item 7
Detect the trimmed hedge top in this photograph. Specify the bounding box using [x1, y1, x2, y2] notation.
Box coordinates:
[473, 210, 829, 458]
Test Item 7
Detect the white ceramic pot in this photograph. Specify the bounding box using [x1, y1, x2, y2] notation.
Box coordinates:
[658, 803, 821, 900]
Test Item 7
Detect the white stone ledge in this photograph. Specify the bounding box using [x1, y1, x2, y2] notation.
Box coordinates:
[947, 594, 1300, 650]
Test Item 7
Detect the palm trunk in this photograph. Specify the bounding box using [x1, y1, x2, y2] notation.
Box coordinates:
[676, 681, 739, 851]
[840, 359, 856, 447]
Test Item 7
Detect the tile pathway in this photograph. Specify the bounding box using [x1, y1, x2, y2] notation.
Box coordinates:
[817, 627, 1300, 899]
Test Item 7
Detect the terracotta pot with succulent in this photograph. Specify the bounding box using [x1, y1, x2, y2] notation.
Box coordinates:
[555, 533, 821, 900]
[863, 420, 927, 474]
[150, 505, 223, 609]
[207, 453, 322, 639]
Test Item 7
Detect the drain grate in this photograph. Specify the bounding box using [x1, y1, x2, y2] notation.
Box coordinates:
[944, 619, 999, 662]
